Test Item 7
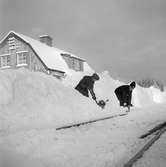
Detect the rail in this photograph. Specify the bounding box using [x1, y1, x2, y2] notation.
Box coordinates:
[123, 122, 166, 167]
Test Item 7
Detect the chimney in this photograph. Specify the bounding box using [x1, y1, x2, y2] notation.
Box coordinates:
[39, 35, 53, 47]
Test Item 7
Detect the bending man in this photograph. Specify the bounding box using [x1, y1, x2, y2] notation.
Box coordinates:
[75, 73, 100, 100]
[114, 81, 136, 111]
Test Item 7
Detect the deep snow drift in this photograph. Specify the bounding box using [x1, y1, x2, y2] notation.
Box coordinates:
[63, 70, 166, 107]
[0, 68, 166, 167]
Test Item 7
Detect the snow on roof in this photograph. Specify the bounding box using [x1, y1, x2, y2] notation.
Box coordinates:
[0, 31, 85, 73]
[39, 34, 53, 39]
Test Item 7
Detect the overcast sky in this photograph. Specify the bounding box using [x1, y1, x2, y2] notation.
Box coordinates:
[1, 0, 166, 83]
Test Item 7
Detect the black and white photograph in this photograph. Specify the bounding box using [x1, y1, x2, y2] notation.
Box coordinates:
[0, 0, 166, 166]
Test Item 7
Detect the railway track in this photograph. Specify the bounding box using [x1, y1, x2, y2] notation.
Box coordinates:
[123, 121, 166, 167]
[56, 113, 127, 130]
[56, 113, 166, 167]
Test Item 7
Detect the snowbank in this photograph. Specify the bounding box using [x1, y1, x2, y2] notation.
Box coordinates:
[0, 69, 113, 132]
[1, 68, 166, 133]
[63, 70, 166, 108]
[0, 68, 166, 167]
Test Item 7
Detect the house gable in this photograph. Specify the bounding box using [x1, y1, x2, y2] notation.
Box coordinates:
[0, 31, 65, 77]
[0, 33, 47, 73]
[0, 31, 85, 77]
[61, 53, 84, 71]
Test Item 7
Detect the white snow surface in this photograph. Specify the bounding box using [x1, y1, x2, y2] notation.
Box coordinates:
[0, 68, 166, 167]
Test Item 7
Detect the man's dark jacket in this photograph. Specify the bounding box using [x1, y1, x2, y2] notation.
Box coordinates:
[114, 85, 132, 106]
[75, 76, 95, 98]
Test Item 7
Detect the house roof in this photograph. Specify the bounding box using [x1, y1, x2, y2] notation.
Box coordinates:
[0, 31, 85, 73]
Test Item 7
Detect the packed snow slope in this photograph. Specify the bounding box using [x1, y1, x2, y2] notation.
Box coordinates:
[63, 70, 166, 108]
[0, 69, 102, 132]
[0, 68, 166, 132]
[0, 68, 166, 167]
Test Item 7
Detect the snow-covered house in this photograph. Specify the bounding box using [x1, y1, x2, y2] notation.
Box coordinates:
[0, 31, 85, 78]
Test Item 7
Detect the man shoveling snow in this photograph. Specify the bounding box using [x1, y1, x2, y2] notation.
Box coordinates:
[114, 81, 136, 112]
[75, 73, 108, 109]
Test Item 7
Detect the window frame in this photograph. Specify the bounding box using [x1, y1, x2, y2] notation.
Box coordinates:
[16, 51, 28, 66]
[0, 53, 11, 68]
[73, 58, 81, 71]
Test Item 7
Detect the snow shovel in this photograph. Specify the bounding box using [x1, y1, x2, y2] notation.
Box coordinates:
[95, 99, 109, 109]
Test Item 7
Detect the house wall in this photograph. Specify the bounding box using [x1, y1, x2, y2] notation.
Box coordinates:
[49, 70, 64, 79]
[61, 53, 84, 71]
[0, 34, 64, 78]
[0, 37, 19, 69]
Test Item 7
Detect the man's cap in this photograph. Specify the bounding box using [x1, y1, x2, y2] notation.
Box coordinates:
[92, 73, 100, 80]
[130, 81, 136, 88]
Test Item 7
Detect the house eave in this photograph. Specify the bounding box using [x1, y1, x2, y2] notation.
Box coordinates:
[60, 53, 86, 61]
[47, 68, 65, 74]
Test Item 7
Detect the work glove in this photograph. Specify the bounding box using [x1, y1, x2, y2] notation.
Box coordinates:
[92, 96, 96, 100]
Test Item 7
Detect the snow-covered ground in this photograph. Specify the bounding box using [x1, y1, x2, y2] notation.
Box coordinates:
[134, 132, 166, 167]
[0, 68, 166, 167]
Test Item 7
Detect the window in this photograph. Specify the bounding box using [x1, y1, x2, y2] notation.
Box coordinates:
[71, 58, 82, 71]
[79, 61, 83, 71]
[74, 59, 81, 71]
[0, 54, 11, 68]
[71, 58, 75, 69]
[61, 53, 83, 71]
[16, 51, 28, 66]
